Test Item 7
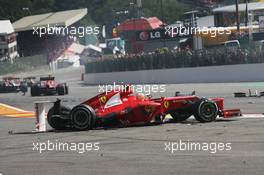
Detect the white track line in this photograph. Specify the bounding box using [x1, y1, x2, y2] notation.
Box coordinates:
[238, 114, 264, 119]
[165, 114, 264, 120]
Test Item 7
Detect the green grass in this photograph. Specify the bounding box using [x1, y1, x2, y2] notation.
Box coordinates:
[0, 55, 47, 75]
[237, 82, 264, 87]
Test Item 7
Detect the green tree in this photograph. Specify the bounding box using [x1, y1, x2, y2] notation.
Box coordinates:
[0, 0, 191, 23]
[142, 0, 190, 23]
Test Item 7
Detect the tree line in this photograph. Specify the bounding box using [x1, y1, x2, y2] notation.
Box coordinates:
[0, 0, 190, 24]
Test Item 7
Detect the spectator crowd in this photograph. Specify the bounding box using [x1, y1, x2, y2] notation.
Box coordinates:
[85, 46, 264, 73]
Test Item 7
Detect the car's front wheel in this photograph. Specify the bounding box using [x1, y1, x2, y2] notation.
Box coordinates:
[70, 105, 96, 130]
[194, 100, 218, 122]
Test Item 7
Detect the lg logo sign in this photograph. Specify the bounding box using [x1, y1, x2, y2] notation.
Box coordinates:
[139, 31, 162, 41]
[149, 31, 161, 39]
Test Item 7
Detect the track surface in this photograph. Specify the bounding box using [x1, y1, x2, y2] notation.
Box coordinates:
[0, 66, 264, 175]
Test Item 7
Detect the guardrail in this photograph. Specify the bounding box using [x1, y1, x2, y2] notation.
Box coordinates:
[84, 63, 264, 84]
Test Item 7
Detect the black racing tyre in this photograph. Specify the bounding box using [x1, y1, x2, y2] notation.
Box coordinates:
[70, 104, 96, 130]
[0, 83, 4, 93]
[31, 86, 39, 96]
[47, 106, 71, 130]
[65, 85, 69, 95]
[194, 100, 218, 123]
[57, 85, 65, 95]
[170, 112, 191, 122]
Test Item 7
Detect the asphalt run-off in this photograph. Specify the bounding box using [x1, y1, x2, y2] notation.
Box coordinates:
[0, 67, 264, 175]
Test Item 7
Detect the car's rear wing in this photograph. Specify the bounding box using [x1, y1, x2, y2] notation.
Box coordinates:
[40, 77, 55, 81]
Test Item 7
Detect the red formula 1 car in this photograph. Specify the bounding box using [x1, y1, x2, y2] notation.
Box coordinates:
[47, 86, 241, 130]
[31, 76, 68, 96]
[0, 77, 23, 93]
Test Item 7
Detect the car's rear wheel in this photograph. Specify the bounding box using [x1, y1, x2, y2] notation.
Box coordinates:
[31, 86, 40, 96]
[194, 100, 218, 122]
[170, 112, 191, 122]
[47, 106, 71, 130]
[0, 82, 4, 93]
[65, 85, 69, 95]
[70, 105, 96, 130]
[57, 85, 65, 95]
